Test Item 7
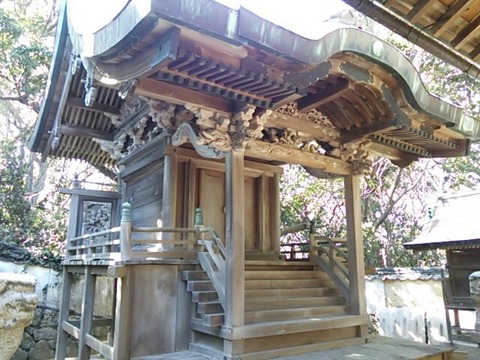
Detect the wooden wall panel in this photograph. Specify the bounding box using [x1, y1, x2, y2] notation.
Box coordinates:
[129, 265, 181, 357]
[198, 169, 226, 239]
[125, 167, 164, 228]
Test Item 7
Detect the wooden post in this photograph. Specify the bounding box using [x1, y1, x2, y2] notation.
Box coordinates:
[344, 175, 367, 336]
[194, 207, 204, 242]
[271, 172, 281, 255]
[120, 202, 132, 261]
[65, 193, 80, 260]
[162, 143, 177, 244]
[55, 269, 73, 360]
[78, 266, 96, 360]
[225, 151, 245, 328]
[113, 272, 131, 360]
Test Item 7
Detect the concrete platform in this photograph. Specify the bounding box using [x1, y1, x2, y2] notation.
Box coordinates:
[132, 336, 457, 359]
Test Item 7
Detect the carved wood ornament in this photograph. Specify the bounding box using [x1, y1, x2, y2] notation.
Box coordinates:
[97, 92, 375, 175]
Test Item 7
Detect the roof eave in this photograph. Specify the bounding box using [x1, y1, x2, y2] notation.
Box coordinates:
[29, 0, 70, 153]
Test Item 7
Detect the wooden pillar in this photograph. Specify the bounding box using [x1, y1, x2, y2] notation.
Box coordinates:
[66, 193, 80, 247]
[225, 151, 245, 327]
[113, 272, 131, 360]
[271, 172, 281, 255]
[78, 266, 96, 360]
[55, 269, 73, 360]
[344, 175, 367, 336]
[120, 203, 132, 261]
[162, 142, 177, 229]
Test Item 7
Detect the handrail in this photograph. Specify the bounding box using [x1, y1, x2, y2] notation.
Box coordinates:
[194, 208, 226, 309]
[311, 235, 350, 303]
[69, 227, 121, 243]
[197, 226, 226, 308]
[132, 227, 196, 233]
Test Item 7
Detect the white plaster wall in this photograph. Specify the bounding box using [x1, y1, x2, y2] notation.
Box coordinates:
[0, 261, 61, 308]
[365, 275, 449, 344]
[0, 260, 112, 316]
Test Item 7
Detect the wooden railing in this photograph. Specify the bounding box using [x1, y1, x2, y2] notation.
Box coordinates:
[66, 203, 199, 263]
[310, 235, 350, 302]
[280, 242, 310, 260]
[195, 209, 226, 308]
[67, 227, 121, 261]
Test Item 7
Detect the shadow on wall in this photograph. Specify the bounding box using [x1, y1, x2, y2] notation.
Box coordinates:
[365, 267, 466, 344]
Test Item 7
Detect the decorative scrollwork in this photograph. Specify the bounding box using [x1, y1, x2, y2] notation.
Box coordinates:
[172, 123, 225, 159]
[339, 138, 373, 175]
[149, 100, 176, 129]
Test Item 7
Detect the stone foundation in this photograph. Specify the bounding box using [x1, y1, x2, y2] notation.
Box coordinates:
[0, 273, 38, 360]
[11, 306, 79, 360]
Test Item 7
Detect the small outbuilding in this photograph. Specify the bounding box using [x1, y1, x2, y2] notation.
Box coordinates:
[405, 192, 480, 342]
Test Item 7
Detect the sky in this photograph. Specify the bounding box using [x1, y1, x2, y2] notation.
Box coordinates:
[69, 0, 351, 39]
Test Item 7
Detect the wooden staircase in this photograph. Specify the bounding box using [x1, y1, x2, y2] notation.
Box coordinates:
[184, 260, 368, 359]
[182, 270, 225, 327]
[244, 261, 349, 323]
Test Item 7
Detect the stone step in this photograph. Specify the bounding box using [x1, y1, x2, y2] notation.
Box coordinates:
[245, 295, 345, 311]
[245, 305, 349, 323]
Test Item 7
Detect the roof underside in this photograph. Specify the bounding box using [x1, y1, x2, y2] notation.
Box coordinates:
[29, 0, 480, 171]
[344, 0, 480, 79]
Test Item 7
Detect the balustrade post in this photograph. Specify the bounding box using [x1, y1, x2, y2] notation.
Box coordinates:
[120, 202, 132, 261]
[194, 207, 204, 247]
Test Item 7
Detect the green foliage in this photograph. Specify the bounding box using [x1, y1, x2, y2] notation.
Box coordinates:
[280, 162, 447, 268]
[0, 138, 65, 271]
[0, 2, 54, 111]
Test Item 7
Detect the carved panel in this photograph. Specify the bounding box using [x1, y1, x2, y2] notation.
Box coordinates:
[81, 201, 112, 236]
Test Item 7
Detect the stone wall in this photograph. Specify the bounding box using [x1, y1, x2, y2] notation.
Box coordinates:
[0, 273, 38, 360]
[12, 307, 78, 360]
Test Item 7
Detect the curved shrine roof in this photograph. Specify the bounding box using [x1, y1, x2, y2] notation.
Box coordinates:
[30, 0, 480, 172]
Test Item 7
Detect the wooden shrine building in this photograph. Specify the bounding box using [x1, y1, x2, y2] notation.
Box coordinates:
[29, 0, 480, 359]
[405, 192, 480, 343]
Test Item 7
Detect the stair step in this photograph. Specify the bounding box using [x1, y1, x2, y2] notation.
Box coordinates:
[245, 278, 331, 290]
[182, 270, 208, 281]
[201, 312, 224, 327]
[246, 286, 339, 299]
[192, 291, 219, 302]
[245, 261, 315, 271]
[245, 270, 327, 280]
[197, 301, 223, 314]
[245, 295, 345, 311]
[245, 305, 349, 323]
[187, 281, 214, 292]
